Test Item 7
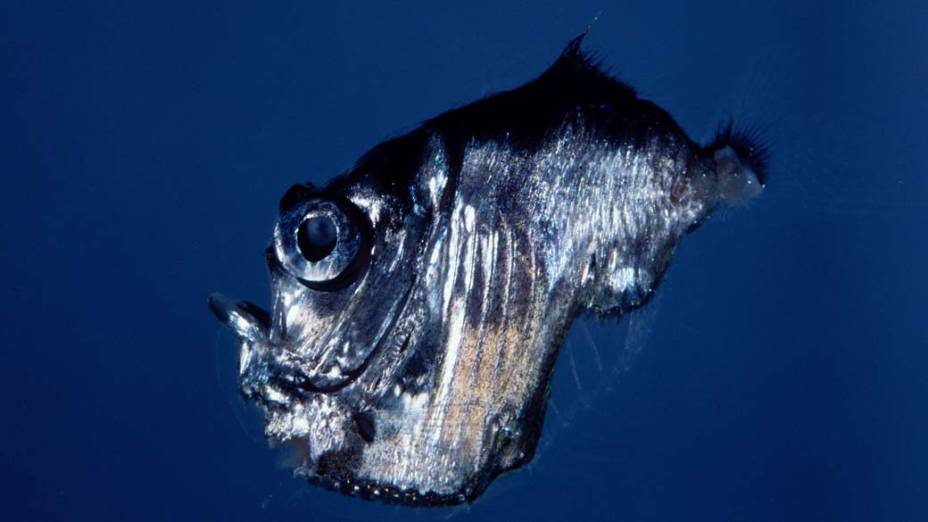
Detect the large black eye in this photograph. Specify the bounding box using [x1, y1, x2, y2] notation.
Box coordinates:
[297, 215, 337, 262]
[274, 187, 371, 289]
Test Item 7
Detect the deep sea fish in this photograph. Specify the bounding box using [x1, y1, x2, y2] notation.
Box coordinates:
[209, 36, 767, 506]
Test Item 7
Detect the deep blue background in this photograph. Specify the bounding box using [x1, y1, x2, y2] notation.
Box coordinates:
[3, 1, 926, 520]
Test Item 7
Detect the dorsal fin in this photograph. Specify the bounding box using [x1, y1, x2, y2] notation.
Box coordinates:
[559, 33, 587, 61]
[540, 34, 637, 100]
[549, 33, 589, 71]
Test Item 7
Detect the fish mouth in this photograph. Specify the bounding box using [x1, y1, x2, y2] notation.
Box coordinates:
[210, 292, 312, 407]
[208, 293, 270, 343]
[208, 291, 388, 397]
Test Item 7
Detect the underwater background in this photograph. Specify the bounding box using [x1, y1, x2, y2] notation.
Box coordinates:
[3, 1, 926, 520]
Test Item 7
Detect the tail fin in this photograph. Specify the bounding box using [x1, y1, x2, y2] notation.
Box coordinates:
[707, 121, 769, 183]
[706, 121, 769, 204]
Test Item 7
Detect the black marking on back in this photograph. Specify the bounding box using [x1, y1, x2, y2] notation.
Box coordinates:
[325, 35, 692, 211]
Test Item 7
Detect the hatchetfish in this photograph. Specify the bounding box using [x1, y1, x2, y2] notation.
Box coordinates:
[210, 36, 767, 506]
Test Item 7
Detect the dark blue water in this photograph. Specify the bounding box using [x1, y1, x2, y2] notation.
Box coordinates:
[4, 1, 926, 520]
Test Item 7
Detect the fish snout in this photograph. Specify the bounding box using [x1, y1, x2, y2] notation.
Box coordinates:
[208, 293, 270, 343]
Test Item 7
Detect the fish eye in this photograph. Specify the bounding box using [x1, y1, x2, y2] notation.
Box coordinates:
[274, 187, 371, 289]
[297, 215, 338, 262]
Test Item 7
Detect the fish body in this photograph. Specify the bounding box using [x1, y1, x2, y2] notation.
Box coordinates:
[210, 37, 766, 505]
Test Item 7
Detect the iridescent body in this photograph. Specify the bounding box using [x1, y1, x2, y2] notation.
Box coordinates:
[210, 38, 766, 505]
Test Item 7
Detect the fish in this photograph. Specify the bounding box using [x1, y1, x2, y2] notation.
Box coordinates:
[209, 35, 767, 506]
